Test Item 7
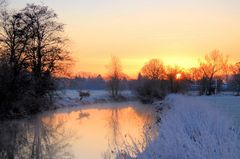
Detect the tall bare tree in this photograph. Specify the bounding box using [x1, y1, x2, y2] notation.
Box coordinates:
[0, 9, 31, 112]
[0, 3, 70, 117]
[0, 11, 30, 76]
[20, 4, 69, 96]
[199, 50, 228, 95]
[21, 4, 68, 76]
[107, 56, 123, 98]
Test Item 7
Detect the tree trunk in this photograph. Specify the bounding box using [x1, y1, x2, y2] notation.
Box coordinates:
[207, 78, 212, 95]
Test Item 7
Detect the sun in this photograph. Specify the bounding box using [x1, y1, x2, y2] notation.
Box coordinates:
[176, 73, 182, 80]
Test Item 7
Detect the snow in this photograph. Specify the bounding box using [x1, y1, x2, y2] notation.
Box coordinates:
[195, 95, 240, 123]
[54, 89, 135, 107]
[136, 95, 240, 159]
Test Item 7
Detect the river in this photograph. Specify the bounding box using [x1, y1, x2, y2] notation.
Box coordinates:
[0, 102, 157, 159]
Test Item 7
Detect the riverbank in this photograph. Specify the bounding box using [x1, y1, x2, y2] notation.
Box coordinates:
[134, 95, 240, 159]
[55, 89, 137, 108]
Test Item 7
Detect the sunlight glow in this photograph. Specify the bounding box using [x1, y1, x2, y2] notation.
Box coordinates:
[176, 73, 182, 80]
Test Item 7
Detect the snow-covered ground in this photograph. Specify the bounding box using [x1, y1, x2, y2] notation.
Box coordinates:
[54, 89, 136, 107]
[195, 95, 240, 123]
[134, 95, 240, 159]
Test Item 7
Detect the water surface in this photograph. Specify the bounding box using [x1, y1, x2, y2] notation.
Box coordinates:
[0, 102, 156, 159]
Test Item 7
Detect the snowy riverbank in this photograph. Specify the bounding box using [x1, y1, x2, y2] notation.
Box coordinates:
[136, 95, 240, 159]
[54, 89, 136, 107]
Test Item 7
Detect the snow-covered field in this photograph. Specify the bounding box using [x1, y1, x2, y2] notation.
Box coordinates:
[196, 95, 240, 123]
[135, 95, 240, 159]
[55, 89, 135, 107]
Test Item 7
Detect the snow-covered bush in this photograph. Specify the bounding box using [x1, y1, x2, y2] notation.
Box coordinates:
[137, 95, 240, 159]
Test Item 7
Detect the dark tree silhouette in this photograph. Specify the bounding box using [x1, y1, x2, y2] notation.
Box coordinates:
[231, 62, 240, 95]
[21, 4, 69, 96]
[135, 59, 167, 103]
[0, 10, 30, 77]
[166, 65, 189, 93]
[0, 4, 70, 118]
[0, 9, 32, 115]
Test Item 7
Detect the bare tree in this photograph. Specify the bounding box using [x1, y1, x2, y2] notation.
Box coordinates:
[189, 67, 207, 94]
[166, 65, 180, 93]
[231, 62, 240, 95]
[190, 67, 203, 81]
[0, 4, 70, 118]
[19, 4, 70, 96]
[166, 65, 190, 93]
[0, 9, 31, 114]
[0, 11, 30, 77]
[134, 59, 167, 103]
[22, 4, 68, 76]
[199, 50, 228, 95]
[141, 59, 165, 80]
[106, 56, 123, 98]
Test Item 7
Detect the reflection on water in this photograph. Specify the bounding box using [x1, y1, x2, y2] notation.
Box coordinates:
[0, 116, 73, 159]
[0, 102, 157, 159]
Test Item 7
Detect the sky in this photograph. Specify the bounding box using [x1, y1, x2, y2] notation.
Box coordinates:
[9, 0, 240, 78]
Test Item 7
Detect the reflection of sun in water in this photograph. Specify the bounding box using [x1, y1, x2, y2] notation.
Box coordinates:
[176, 73, 182, 80]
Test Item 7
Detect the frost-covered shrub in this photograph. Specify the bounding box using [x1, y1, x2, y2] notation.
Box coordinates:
[137, 95, 240, 159]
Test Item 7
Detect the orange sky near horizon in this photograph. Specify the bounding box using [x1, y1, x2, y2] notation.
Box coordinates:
[11, 0, 240, 78]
